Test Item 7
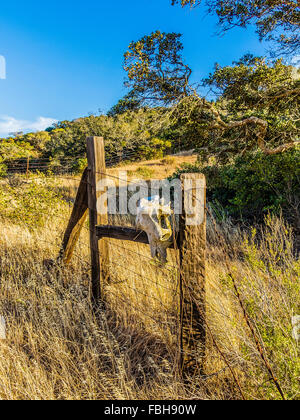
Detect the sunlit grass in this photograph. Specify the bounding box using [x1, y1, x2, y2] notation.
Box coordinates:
[0, 172, 298, 400]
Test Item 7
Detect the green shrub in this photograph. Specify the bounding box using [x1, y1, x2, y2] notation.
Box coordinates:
[0, 158, 7, 178]
[134, 167, 155, 179]
[238, 216, 300, 399]
[0, 174, 65, 228]
[170, 150, 300, 227]
[161, 156, 175, 166]
[138, 138, 172, 160]
[72, 157, 88, 174]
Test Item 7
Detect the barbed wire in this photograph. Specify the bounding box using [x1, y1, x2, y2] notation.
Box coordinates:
[3, 148, 167, 173]
[105, 258, 177, 293]
[105, 288, 179, 329]
[1, 150, 222, 382]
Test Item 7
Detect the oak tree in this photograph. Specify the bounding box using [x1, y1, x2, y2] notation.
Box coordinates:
[124, 31, 192, 106]
[123, 30, 300, 160]
[172, 0, 300, 55]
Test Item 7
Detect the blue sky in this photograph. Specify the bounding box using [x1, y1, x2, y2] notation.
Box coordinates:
[0, 0, 268, 137]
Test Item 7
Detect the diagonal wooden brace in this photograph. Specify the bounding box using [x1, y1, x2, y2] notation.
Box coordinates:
[58, 167, 88, 264]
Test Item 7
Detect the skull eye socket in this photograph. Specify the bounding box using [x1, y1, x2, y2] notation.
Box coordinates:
[160, 216, 169, 229]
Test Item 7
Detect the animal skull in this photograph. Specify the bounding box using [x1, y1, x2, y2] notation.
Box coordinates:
[136, 196, 173, 264]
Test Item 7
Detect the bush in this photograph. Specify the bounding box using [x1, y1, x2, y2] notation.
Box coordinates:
[72, 157, 88, 174]
[170, 150, 300, 228]
[161, 157, 175, 166]
[0, 174, 65, 228]
[237, 216, 300, 399]
[134, 167, 155, 179]
[138, 138, 172, 160]
[0, 158, 7, 178]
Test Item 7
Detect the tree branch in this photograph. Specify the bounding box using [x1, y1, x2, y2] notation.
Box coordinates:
[200, 96, 299, 155]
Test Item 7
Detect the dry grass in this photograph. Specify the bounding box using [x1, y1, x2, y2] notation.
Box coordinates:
[0, 171, 299, 400]
[108, 155, 198, 181]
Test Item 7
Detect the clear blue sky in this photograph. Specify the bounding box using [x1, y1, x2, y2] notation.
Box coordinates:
[0, 0, 267, 137]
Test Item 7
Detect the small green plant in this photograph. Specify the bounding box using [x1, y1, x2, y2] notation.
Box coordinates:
[134, 167, 155, 179]
[0, 158, 7, 178]
[72, 157, 88, 174]
[0, 173, 65, 228]
[161, 156, 175, 166]
[169, 162, 202, 181]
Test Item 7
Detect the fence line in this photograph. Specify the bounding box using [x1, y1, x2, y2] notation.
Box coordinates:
[1, 136, 207, 379]
[3, 147, 169, 174]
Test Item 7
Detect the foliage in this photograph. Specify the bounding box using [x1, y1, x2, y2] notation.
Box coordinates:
[124, 31, 192, 106]
[133, 166, 155, 179]
[1, 56, 298, 169]
[72, 157, 88, 174]
[0, 174, 64, 228]
[0, 137, 36, 161]
[0, 107, 174, 170]
[107, 92, 142, 117]
[169, 55, 300, 162]
[42, 109, 172, 163]
[170, 149, 300, 227]
[123, 28, 299, 161]
[238, 216, 300, 399]
[205, 55, 299, 110]
[172, 0, 300, 55]
[22, 131, 51, 152]
[0, 158, 7, 178]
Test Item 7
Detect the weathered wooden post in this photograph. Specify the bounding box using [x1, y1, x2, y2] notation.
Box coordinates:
[58, 167, 89, 264]
[86, 136, 109, 301]
[179, 173, 206, 377]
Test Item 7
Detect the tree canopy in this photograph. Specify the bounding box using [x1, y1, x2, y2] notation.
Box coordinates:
[171, 0, 300, 55]
[174, 55, 300, 161]
[124, 31, 192, 106]
[107, 92, 141, 117]
[123, 26, 300, 160]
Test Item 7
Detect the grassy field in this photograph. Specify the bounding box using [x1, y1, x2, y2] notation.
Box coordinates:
[107, 154, 197, 181]
[0, 156, 299, 400]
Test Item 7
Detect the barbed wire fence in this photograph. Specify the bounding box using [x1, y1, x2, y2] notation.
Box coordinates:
[1, 136, 290, 399]
[1, 136, 207, 380]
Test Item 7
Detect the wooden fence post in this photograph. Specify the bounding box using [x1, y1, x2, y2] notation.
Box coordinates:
[58, 167, 88, 264]
[86, 136, 109, 301]
[179, 173, 206, 377]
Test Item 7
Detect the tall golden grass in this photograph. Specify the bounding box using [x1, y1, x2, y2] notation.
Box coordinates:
[0, 172, 298, 400]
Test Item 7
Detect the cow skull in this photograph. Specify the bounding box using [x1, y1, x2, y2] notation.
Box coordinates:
[136, 196, 173, 264]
